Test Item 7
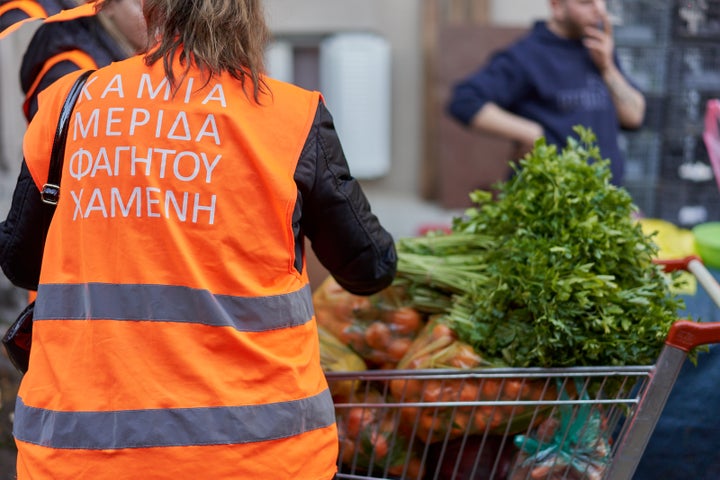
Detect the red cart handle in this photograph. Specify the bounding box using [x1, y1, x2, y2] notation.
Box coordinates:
[654, 255, 704, 273]
[655, 256, 720, 351]
[654, 255, 720, 307]
[666, 320, 720, 351]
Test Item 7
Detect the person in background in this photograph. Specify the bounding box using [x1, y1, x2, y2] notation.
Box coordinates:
[21, 0, 147, 121]
[446, 0, 646, 185]
[0, 0, 397, 477]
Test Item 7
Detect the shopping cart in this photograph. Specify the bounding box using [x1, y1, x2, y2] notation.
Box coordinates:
[325, 255, 720, 480]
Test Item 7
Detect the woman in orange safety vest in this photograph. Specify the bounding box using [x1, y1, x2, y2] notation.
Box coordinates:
[0, 0, 397, 477]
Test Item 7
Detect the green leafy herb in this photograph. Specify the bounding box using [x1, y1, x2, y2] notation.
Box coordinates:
[395, 127, 689, 368]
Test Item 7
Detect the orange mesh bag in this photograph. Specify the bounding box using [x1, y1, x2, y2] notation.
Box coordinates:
[390, 317, 556, 444]
[313, 276, 426, 369]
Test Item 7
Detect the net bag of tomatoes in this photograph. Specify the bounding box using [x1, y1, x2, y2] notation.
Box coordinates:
[336, 389, 425, 479]
[390, 317, 556, 445]
[313, 276, 426, 369]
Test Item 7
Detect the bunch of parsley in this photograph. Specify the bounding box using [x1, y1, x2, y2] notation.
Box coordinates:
[398, 127, 688, 368]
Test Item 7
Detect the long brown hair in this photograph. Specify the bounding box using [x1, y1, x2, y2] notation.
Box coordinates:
[142, 0, 270, 101]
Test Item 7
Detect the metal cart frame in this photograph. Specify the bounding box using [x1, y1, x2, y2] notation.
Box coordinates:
[326, 256, 720, 480]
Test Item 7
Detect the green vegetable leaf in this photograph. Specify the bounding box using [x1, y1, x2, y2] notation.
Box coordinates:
[394, 126, 691, 368]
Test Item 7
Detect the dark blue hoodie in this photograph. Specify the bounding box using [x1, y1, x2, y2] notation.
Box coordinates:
[448, 21, 639, 185]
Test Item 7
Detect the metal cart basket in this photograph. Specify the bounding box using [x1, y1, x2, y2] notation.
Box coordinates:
[325, 256, 720, 480]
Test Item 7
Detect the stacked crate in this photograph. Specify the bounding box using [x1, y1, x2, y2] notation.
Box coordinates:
[658, 0, 720, 225]
[611, 0, 671, 220]
[613, 0, 720, 226]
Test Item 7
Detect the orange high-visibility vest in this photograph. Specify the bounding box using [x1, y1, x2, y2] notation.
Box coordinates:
[18, 58, 337, 479]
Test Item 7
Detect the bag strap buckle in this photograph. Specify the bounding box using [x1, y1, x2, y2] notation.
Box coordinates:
[41, 184, 60, 205]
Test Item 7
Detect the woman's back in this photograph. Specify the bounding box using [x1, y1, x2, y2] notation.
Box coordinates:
[15, 58, 342, 480]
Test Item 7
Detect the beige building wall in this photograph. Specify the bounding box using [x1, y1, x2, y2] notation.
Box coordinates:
[0, 24, 38, 218]
[492, 1, 549, 26]
[265, 0, 423, 194]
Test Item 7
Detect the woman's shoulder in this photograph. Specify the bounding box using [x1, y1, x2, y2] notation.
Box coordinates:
[259, 75, 321, 107]
[262, 75, 316, 96]
[35, 68, 89, 107]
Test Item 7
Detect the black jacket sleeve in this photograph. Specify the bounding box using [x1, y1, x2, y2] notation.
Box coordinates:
[294, 100, 397, 296]
[0, 161, 55, 290]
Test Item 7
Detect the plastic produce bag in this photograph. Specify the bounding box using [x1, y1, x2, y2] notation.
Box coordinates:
[390, 317, 554, 443]
[318, 324, 367, 400]
[508, 382, 610, 480]
[336, 389, 425, 479]
[313, 276, 425, 369]
[637, 218, 697, 295]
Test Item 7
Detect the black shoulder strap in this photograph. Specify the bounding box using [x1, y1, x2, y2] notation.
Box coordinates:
[40, 69, 95, 206]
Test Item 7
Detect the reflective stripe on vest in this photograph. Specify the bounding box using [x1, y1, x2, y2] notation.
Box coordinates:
[35, 282, 314, 331]
[15, 389, 335, 449]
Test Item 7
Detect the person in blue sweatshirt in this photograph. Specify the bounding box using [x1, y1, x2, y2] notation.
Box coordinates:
[447, 0, 645, 185]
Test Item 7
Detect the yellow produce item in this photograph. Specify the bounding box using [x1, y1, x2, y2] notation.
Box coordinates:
[637, 218, 697, 295]
[313, 275, 425, 370]
[318, 324, 366, 400]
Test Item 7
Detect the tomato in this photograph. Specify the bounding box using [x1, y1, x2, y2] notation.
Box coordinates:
[458, 382, 480, 402]
[387, 307, 422, 335]
[481, 379, 501, 400]
[502, 379, 528, 400]
[387, 337, 413, 362]
[345, 407, 375, 438]
[365, 321, 392, 350]
[418, 411, 444, 442]
[431, 322, 455, 341]
[339, 437, 356, 464]
[369, 431, 389, 461]
[338, 325, 366, 352]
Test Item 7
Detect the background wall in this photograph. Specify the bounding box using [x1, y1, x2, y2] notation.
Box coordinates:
[264, 0, 548, 196]
[0, 26, 37, 219]
[265, 0, 424, 195]
[0, 26, 37, 320]
[492, 0, 549, 26]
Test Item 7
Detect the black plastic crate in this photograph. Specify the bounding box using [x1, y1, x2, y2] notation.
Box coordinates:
[673, 0, 720, 41]
[655, 181, 720, 226]
[667, 43, 720, 92]
[609, 0, 672, 46]
[659, 134, 714, 181]
[617, 46, 669, 95]
[620, 130, 662, 183]
[662, 89, 716, 136]
[624, 180, 659, 217]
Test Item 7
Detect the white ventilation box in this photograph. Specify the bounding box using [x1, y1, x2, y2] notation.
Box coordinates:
[319, 32, 392, 179]
[265, 40, 295, 84]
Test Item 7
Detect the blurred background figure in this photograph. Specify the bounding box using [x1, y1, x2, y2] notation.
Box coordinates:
[447, 0, 645, 185]
[21, 0, 147, 121]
